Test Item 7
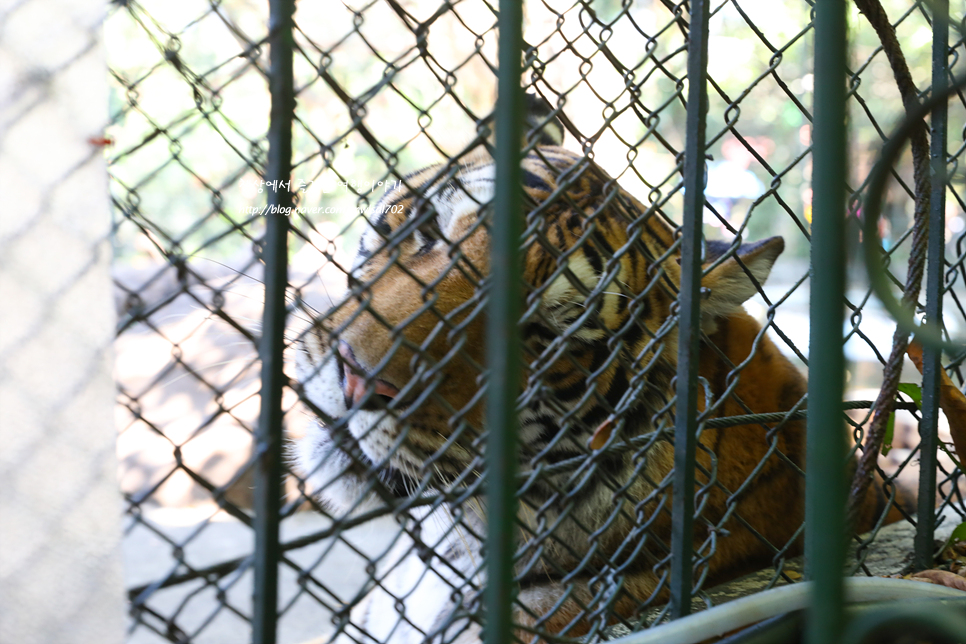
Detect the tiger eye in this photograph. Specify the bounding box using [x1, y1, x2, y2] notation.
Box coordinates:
[417, 220, 441, 242]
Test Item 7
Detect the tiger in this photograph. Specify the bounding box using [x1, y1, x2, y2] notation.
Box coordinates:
[293, 97, 894, 644]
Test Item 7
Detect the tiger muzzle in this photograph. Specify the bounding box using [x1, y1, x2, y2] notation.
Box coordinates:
[338, 340, 400, 410]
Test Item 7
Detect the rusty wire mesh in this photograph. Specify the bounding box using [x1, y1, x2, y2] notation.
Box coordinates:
[106, 0, 966, 642]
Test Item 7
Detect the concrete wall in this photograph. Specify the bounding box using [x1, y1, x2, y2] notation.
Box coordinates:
[0, 0, 125, 641]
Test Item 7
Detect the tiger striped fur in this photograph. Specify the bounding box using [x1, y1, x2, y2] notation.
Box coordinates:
[294, 102, 894, 644]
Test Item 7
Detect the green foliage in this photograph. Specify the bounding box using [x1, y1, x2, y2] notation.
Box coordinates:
[896, 382, 922, 406]
[939, 442, 964, 472]
[882, 412, 895, 456]
[882, 383, 921, 455]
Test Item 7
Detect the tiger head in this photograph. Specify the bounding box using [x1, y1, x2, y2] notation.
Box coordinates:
[294, 101, 786, 506]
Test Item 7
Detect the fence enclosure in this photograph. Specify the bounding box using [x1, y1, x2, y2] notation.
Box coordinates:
[106, 0, 966, 643]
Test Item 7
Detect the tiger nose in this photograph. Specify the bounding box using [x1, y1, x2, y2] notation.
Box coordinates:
[338, 341, 400, 407]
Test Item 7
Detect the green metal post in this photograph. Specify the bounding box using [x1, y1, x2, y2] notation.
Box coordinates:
[670, 0, 711, 620]
[805, 0, 848, 643]
[914, 0, 948, 572]
[485, 1, 523, 642]
[253, 0, 294, 641]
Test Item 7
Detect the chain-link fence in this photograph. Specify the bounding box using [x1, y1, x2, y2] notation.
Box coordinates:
[106, 0, 966, 642]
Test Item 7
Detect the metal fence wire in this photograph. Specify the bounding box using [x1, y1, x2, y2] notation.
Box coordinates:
[106, 0, 966, 643]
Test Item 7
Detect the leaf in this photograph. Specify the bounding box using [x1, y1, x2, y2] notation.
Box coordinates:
[883, 383, 920, 455]
[910, 569, 966, 592]
[951, 521, 966, 545]
[881, 412, 895, 455]
[939, 442, 965, 472]
[906, 339, 966, 473]
[938, 520, 966, 556]
[897, 382, 922, 407]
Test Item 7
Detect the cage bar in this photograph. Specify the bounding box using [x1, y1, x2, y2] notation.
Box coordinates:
[484, 1, 524, 642]
[252, 0, 295, 641]
[805, 0, 849, 643]
[669, 0, 712, 621]
[914, 0, 949, 572]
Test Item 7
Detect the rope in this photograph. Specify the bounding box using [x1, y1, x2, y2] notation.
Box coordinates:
[846, 0, 933, 527]
[702, 400, 919, 430]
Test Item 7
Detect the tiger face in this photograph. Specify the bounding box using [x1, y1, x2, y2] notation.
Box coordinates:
[293, 105, 809, 639]
[296, 142, 788, 498]
[297, 150, 495, 479]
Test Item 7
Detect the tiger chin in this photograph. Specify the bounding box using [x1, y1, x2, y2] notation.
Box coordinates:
[293, 100, 891, 644]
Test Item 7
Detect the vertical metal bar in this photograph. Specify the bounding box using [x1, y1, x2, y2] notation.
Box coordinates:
[485, 1, 522, 642]
[805, 0, 847, 642]
[670, 0, 711, 620]
[253, 0, 294, 640]
[915, 0, 948, 572]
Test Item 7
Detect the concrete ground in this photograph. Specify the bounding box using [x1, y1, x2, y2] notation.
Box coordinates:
[124, 504, 398, 644]
[116, 239, 397, 644]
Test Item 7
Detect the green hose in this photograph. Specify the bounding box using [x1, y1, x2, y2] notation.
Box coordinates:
[604, 578, 966, 644]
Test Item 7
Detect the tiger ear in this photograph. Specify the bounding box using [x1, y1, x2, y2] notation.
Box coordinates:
[524, 93, 564, 147]
[483, 93, 564, 150]
[699, 236, 785, 319]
